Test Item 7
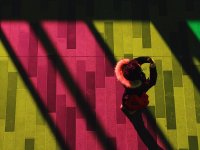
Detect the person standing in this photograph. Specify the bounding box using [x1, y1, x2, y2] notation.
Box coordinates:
[115, 56, 163, 150]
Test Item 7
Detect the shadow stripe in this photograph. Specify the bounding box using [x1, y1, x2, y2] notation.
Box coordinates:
[85, 20, 117, 67]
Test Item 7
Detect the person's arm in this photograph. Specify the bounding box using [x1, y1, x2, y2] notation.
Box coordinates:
[134, 56, 152, 65]
[143, 58, 157, 92]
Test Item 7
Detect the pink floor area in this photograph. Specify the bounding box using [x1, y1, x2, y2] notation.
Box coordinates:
[1, 21, 164, 150]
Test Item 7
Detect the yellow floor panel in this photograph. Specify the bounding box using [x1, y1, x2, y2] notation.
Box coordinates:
[0, 43, 57, 150]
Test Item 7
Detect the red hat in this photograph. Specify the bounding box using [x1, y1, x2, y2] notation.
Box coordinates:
[115, 59, 143, 88]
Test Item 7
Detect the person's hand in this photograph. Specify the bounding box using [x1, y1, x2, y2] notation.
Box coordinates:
[147, 57, 154, 64]
[150, 63, 156, 68]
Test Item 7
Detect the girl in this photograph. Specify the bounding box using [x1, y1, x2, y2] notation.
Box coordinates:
[115, 56, 163, 150]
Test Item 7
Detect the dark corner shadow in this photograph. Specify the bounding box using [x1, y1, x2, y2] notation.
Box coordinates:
[0, 26, 70, 150]
[85, 21, 172, 150]
[152, 17, 200, 92]
[29, 22, 116, 150]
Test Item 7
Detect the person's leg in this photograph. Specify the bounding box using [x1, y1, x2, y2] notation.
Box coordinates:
[121, 106, 163, 150]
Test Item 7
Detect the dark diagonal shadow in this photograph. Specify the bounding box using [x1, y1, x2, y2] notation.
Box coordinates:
[0, 25, 70, 150]
[144, 109, 173, 150]
[85, 20, 173, 149]
[30, 22, 116, 150]
[85, 20, 117, 67]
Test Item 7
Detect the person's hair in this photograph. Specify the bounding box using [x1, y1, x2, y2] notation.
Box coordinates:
[122, 60, 146, 81]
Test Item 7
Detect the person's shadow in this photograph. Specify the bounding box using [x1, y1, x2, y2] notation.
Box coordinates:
[121, 107, 165, 150]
